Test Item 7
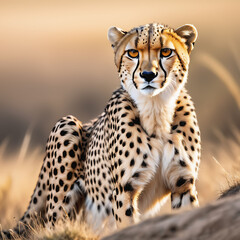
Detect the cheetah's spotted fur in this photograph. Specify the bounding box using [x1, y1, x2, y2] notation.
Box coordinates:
[1, 23, 201, 238]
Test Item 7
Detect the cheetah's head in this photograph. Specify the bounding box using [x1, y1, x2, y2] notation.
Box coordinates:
[108, 23, 197, 98]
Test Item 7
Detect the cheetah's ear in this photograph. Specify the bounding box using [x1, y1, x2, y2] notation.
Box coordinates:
[175, 24, 198, 53]
[108, 27, 126, 48]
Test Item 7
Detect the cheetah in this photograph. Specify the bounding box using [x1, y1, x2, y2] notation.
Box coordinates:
[1, 23, 201, 239]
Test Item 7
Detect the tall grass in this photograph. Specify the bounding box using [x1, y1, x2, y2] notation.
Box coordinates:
[198, 52, 240, 109]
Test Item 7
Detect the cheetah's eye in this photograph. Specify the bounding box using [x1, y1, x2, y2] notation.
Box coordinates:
[160, 48, 172, 58]
[127, 49, 139, 58]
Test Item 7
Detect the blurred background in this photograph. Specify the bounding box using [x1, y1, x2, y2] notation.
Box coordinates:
[0, 0, 239, 229]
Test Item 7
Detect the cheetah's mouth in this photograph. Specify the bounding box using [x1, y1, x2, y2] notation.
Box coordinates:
[142, 86, 156, 90]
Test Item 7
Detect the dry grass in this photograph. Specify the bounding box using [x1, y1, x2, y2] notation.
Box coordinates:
[198, 52, 240, 109]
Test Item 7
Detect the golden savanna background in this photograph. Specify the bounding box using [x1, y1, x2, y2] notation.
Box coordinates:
[0, 0, 240, 239]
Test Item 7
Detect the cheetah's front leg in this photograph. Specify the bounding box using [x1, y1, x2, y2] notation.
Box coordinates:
[111, 184, 140, 228]
[162, 136, 199, 209]
[162, 90, 201, 209]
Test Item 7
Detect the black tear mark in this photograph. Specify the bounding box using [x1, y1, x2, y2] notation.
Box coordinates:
[132, 57, 139, 89]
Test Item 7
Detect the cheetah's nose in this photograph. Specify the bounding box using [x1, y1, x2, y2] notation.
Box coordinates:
[140, 71, 158, 83]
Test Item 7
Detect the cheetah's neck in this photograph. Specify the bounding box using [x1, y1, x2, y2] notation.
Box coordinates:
[128, 85, 182, 139]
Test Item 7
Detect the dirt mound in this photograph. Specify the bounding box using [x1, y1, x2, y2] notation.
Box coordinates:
[103, 194, 240, 240]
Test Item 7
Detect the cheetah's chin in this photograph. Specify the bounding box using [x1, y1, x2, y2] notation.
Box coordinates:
[140, 87, 163, 97]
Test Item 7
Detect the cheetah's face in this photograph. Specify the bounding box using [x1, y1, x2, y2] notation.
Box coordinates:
[108, 23, 197, 97]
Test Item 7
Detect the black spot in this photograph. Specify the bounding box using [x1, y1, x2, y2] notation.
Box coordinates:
[33, 197, 38, 204]
[133, 172, 140, 178]
[172, 125, 178, 130]
[130, 159, 135, 166]
[128, 122, 134, 127]
[65, 196, 71, 204]
[58, 156, 62, 163]
[60, 165, 65, 173]
[179, 160, 187, 167]
[74, 144, 78, 151]
[47, 161, 51, 168]
[64, 140, 70, 146]
[180, 121, 186, 126]
[136, 148, 140, 155]
[118, 159, 122, 166]
[175, 148, 179, 155]
[124, 183, 134, 192]
[53, 212, 57, 219]
[168, 140, 173, 144]
[125, 105, 132, 110]
[137, 137, 142, 144]
[67, 172, 73, 180]
[59, 179, 64, 186]
[176, 106, 184, 111]
[176, 177, 186, 187]
[53, 168, 58, 175]
[147, 143, 152, 150]
[190, 127, 195, 133]
[71, 161, 77, 169]
[121, 169, 125, 177]
[133, 117, 140, 125]
[60, 130, 68, 136]
[106, 208, 110, 216]
[141, 161, 147, 167]
[130, 142, 134, 148]
[126, 132, 132, 138]
[125, 151, 129, 158]
[184, 112, 190, 116]
[72, 131, 79, 136]
[69, 150, 75, 158]
[54, 196, 58, 203]
[125, 206, 133, 216]
[190, 195, 196, 202]
[68, 121, 76, 126]
[59, 124, 66, 129]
